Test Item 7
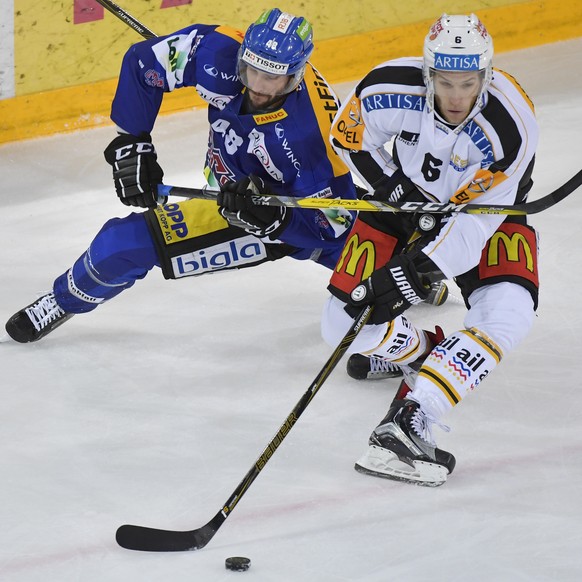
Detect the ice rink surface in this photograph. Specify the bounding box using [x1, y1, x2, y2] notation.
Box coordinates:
[1, 38, 581, 581]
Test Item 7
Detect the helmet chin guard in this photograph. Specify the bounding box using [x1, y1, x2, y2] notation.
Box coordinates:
[423, 14, 494, 118]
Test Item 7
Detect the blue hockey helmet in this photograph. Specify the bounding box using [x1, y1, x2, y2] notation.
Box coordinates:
[238, 8, 314, 95]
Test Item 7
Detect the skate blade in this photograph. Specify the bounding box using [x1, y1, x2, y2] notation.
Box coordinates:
[354, 445, 448, 487]
[0, 332, 13, 343]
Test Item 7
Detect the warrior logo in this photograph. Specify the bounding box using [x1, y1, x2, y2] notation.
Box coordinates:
[389, 266, 424, 304]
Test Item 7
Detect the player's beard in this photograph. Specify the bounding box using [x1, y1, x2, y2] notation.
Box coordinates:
[244, 90, 286, 113]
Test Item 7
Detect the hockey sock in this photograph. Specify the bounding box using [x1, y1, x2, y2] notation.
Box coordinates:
[410, 327, 503, 419]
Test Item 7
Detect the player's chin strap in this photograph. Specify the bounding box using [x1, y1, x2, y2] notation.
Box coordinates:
[115, 305, 374, 552]
[158, 168, 582, 216]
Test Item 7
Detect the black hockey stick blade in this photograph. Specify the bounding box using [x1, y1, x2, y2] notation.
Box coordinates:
[115, 306, 373, 552]
[116, 513, 224, 552]
[158, 168, 582, 216]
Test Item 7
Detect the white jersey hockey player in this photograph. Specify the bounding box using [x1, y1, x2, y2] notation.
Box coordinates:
[321, 13, 539, 485]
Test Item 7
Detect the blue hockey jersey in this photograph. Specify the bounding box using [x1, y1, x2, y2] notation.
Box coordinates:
[110, 24, 356, 259]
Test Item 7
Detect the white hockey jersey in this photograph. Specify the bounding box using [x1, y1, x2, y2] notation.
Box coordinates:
[330, 57, 539, 278]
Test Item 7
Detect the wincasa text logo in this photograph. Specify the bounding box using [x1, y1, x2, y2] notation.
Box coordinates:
[172, 238, 266, 277]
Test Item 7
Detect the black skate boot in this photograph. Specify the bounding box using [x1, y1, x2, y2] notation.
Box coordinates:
[5, 292, 73, 343]
[346, 353, 403, 380]
[354, 398, 456, 487]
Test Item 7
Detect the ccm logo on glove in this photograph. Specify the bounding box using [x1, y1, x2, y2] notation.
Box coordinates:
[112, 142, 156, 161]
[104, 133, 165, 209]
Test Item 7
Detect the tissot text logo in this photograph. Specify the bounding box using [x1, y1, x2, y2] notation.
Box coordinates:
[242, 49, 289, 74]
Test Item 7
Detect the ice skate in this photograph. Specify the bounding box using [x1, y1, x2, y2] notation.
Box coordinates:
[347, 325, 444, 382]
[346, 354, 403, 380]
[5, 292, 73, 343]
[355, 398, 456, 487]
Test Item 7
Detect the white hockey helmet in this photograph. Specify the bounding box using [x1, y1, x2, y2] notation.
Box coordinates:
[423, 13, 494, 113]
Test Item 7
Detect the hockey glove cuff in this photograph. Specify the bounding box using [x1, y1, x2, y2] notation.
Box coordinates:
[345, 253, 433, 324]
[104, 133, 165, 208]
[217, 175, 288, 238]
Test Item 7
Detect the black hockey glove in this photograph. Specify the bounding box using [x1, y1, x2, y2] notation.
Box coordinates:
[372, 170, 450, 237]
[104, 133, 165, 208]
[345, 253, 432, 325]
[217, 175, 288, 238]
[371, 169, 423, 203]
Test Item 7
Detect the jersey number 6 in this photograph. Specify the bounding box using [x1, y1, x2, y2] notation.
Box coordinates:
[421, 153, 443, 182]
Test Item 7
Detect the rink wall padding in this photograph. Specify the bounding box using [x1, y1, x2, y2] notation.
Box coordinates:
[0, 0, 581, 144]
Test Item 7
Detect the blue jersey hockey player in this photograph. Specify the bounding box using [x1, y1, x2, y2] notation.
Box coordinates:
[5, 8, 358, 343]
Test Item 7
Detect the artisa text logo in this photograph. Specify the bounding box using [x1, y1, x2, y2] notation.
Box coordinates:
[434, 53, 480, 71]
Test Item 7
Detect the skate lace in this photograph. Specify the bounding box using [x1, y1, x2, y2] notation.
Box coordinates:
[25, 293, 65, 332]
[409, 407, 450, 447]
[369, 356, 400, 374]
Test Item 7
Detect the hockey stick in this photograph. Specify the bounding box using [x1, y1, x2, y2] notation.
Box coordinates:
[94, 0, 157, 39]
[159, 168, 582, 215]
[116, 305, 373, 552]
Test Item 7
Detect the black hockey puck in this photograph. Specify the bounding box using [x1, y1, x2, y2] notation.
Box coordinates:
[225, 556, 251, 571]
